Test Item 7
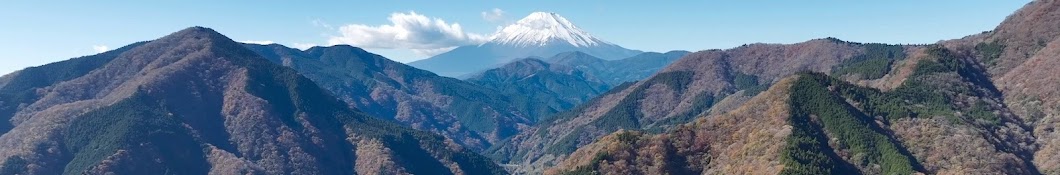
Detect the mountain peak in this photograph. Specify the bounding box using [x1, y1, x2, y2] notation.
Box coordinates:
[166, 26, 225, 39]
[150, 26, 243, 51]
[487, 12, 606, 47]
[410, 13, 641, 77]
[523, 12, 564, 22]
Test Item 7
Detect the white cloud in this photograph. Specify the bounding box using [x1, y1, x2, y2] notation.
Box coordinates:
[92, 45, 109, 53]
[240, 40, 275, 45]
[327, 11, 488, 56]
[481, 8, 506, 23]
[410, 46, 458, 56]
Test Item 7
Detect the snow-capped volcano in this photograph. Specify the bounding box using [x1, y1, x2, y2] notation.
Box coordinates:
[488, 12, 606, 47]
[410, 12, 641, 77]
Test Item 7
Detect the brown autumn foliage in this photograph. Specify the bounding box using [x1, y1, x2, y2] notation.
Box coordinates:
[515, 1, 1060, 174]
[495, 37, 865, 174]
[945, 0, 1060, 173]
[548, 77, 796, 175]
[0, 27, 504, 175]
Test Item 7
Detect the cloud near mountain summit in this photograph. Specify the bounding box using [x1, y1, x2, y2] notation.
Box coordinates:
[327, 11, 488, 56]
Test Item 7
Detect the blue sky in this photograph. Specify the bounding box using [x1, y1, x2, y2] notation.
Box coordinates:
[0, 0, 1031, 75]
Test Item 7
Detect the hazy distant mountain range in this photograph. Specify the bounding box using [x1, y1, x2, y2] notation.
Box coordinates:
[465, 58, 611, 121]
[544, 51, 690, 85]
[243, 43, 532, 151]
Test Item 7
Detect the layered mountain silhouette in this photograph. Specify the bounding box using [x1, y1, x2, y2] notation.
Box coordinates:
[243, 43, 533, 151]
[0, 27, 505, 175]
[2, 1, 1059, 175]
[545, 51, 689, 85]
[459, 51, 688, 122]
[465, 58, 611, 121]
[409, 12, 642, 77]
[489, 38, 873, 174]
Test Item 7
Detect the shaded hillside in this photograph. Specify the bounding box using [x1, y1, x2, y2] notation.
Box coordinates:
[488, 38, 891, 174]
[466, 58, 611, 122]
[244, 43, 533, 151]
[0, 27, 505, 175]
[549, 76, 799, 175]
[546, 1, 1060, 174]
[939, 0, 1060, 173]
[546, 51, 689, 85]
[0, 42, 146, 135]
[942, 0, 1060, 76]
[552, 54, 1039, 174]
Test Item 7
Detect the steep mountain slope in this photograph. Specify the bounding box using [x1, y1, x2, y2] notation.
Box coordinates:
[410, 12, 642, 77]
[546, 51, 690, 85]
[465, 58, 611, 122]
[938, 0, 1060, 173]
[541, 1, 1060, 172]
[552, 49, 1040, 174]
[1001, 40, 1060, 174]
[0, 75, 10, 90]
[550, 76, 798, 175]
[0, 42, 146, 135]
[947, 0, 1060, 76]
[489, 38, 882, 174]
[0, 27, 505, 175]
[244, 43, 532, 151]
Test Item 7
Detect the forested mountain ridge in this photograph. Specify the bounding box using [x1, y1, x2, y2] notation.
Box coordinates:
[938, 1, 1060, 172]
[544, 51, 689, 85]
[533, 1, 1060, 174]
[0, 41, 147, 135]
[0, 1, 1055, 175]
[490, 38, 894, 174]
[549, 75, 799, 175]
[244, 43, 536, 151]
[0, 27, 506, 175]
[551, 46, 1039, 174]
[466, 58, 611, 121]
[455, 51, 688, 123]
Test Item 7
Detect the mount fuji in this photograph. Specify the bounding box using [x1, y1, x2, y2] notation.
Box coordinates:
[409, 12, 642, 77]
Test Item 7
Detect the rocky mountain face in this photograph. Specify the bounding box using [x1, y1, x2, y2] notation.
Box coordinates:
[465, 58, 611, 122]
[244, 43, 534, 151]
[546, 51, 690, 85]
[0, 27, 505, 175]
[409, 12, 642, 77]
